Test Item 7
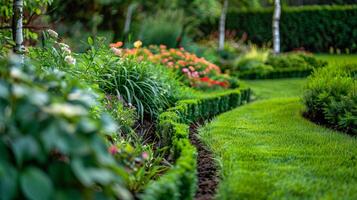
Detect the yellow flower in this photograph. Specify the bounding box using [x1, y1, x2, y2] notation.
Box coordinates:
[134, 40, 142, 48]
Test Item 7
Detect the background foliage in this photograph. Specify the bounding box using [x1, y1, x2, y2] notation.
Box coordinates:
[201, 5, 357, 53]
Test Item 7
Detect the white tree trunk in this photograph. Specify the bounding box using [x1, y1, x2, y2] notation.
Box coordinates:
[12, 0, 24, 54]
[218, 0, 228, 51]
[123, 3, 137, 36]
[273, 0, 281, 54]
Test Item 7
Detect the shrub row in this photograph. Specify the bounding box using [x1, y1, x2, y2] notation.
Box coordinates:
[303, 64, 357, 134]
[238, 67, 313, 79]
[140, 88, 251, 200]
[201, 5, 357, 53]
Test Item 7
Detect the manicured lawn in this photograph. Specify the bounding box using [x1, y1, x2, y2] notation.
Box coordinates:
[244, 78, 306, 100]
[199, 76, 357, 199]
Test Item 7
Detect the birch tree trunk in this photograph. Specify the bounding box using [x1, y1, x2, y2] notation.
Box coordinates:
[218, 0, 229, 51]
[12, 0, 24, 54]
[273, 0, 281, 54]
[123, 3, 137, 40]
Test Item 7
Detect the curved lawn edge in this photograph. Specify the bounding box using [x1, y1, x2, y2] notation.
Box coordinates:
[139, 88, 251, 200]
[199, 98, 357, 200]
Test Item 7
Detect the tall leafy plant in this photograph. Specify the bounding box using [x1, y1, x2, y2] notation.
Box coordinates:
[0, 57, 132, 200]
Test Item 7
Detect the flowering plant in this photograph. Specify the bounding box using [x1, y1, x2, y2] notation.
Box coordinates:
[109, 42, 234, 89]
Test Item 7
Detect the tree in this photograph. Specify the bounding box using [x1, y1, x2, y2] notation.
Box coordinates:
[218, 0, 229, 51]
[123, 2, 138, 40]
[273, 0, 281, 54]
[12, 0, 24, 54]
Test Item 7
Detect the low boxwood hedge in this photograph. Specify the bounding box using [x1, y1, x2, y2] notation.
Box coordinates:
[140, 88, 251, 200]
[239, 67, 314, 79]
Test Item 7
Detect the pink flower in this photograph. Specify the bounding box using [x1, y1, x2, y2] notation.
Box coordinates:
[108, 145, 118, 155]
[182, 68, 189, 73]
[142, 152, 149, 160]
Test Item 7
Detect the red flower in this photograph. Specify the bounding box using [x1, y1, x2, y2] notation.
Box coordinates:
[200, 77, 210, 82]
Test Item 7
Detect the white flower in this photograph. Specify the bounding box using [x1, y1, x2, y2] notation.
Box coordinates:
[45, 103, 87, 117]
[64, 55, 76, 65]
[61, 46, 71, 54]
[47, 29, 58, 39]
[58, 43, 70, 49]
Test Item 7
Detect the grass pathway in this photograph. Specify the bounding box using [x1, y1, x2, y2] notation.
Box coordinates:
[199, 78, 357, 199]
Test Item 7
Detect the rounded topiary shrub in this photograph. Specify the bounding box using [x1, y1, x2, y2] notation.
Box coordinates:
[303, 64, 357, 134]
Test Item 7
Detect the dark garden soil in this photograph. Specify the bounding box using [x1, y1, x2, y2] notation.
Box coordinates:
[189, 123, 219, 200]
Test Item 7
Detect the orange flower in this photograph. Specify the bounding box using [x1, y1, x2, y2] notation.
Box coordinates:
[110, 41, 123, 48]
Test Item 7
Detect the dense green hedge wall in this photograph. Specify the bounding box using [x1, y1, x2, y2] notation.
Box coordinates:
[202, 5, 357, 53]
[140, 88, 251, 200]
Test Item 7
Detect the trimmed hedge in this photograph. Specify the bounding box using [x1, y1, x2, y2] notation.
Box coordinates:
[239, 67, 313, 79]
[201, 5, 357, 53]
[140, 88, 251, 200]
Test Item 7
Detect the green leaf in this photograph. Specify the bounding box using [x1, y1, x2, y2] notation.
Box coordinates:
[20, 168, 53, 200]
[87, 37, 94, 46]
[12, 136, 39, 165]
[0, 162, 18, 200]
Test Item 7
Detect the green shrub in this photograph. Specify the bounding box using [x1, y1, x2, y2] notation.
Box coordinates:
[303, 64, 357, 134]
[139, 10, 184, 48]
[0, 57, 132, 200]
[235, 52, 327, 79]
[201, 5, 357, 53]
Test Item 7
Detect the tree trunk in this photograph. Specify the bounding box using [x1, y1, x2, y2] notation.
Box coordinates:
[123, 3, 137, 41]
[273, 0, 281, 54]
[12, 0, 24, 54]
[218, 0, 229, 51]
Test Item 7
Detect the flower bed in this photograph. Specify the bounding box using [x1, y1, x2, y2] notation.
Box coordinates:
[140, 88, 251, 200]
[110, 43, 238, 89]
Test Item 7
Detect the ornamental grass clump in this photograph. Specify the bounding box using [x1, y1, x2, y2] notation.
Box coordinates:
[79, 39, 181, 121]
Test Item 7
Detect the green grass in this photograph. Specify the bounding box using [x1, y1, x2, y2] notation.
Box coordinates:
[200, 70, 357, 199]
[244, 78, 306, 100]
[200, 98, 357, 200]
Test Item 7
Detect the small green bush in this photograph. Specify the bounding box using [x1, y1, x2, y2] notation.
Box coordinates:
[303, 64, 357, 134]
[236, 53, 327, 79]
[0, 57, 131, 200]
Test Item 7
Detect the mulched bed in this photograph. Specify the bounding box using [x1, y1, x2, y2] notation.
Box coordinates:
[189, 123, 219, 200]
